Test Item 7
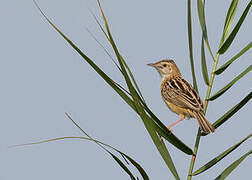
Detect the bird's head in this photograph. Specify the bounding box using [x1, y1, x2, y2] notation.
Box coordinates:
[147, 59, 181, 78]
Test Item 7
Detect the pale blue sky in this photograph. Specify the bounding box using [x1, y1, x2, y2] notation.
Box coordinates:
[1, 0, 251, 179]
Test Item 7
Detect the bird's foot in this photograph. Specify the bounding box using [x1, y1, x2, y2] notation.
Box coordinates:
[167, 127, 174, 133]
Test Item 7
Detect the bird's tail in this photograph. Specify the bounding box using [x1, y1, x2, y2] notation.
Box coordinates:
[193, 111, 215, 134]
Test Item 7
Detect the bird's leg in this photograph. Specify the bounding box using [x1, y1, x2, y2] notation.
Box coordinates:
[167, 114, 185, 132]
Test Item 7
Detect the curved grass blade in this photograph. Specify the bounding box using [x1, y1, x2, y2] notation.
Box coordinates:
[132, 88, 193, 155]
[215, 149, 252, 180]
[97, 2, 180, 178]
[192, 134, 252, 176]
[219, 0, 239, 47]
[86, 28, 122, 73]
[66, 113, 149, 180]
[109, 153, 136, 180]
[215, 42, 252, 75]
[120, 153, 149, 180]
[85, 6, 145, 103]
[33, 1, 135, 110]
[187, 0, 198, 92]
[201, 37, 209, 85]
[143, 115, 180, 180]
[11, 136, 145, 180]
[212, 92, 252, 129]
[142, 102, 193, 155]
[197, 0, 215, 61]
[218, 1, 252, 54]
[96, 1, 145, 103]
[121, 55, 146, 103]
[87, 3, 145, 103]
[208, 65, 252, 101]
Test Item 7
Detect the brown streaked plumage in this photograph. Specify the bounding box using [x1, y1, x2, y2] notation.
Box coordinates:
[147, 59, 215, 134]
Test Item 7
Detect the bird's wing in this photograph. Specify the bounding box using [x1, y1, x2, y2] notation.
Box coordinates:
[161, 77, 204, 112]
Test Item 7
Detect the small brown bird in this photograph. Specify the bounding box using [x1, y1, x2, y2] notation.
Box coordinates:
[148, 59, 215, 134]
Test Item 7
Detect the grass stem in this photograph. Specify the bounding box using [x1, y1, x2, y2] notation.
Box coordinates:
[187, 53, 220, 180]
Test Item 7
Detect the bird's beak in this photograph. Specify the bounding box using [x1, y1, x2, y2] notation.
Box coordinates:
[147, 63, 156, 67]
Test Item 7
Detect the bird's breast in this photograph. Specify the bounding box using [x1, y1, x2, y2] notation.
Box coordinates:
[165, 101, 193, 118]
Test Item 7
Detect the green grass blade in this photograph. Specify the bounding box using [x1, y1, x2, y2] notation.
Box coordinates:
[187, 0, 198, 92]
[197, 0, 215, 61]
[33, 0, 137, 113]
[135, 92, 192, 155]
[143, 115, 180, 180]
[97, 2, 180, 178]
[84, 2, 110, 42]
[97, 0, 141, 116]
[208, 65, 252, 101]
[154, 123, 193, 155]
[109, 152, 136, 180]
[92, 5, 145, 103]
[13, 135, 149, 180]
[201, 37, 209, 85]
[192, 134, 252, 176]
[212, 92, 252, 129]
[140, 98, 192, 155]
[218, 1, 251, 54]
[121, 56, 146, 102]
[120, 153, 150, 180]
[133, 99, 180, 178]
[123, 85, 193, 155]
[66, 113, 149, 180]
[86, 28, 122, 73]
[97, 1, 130, 82]
[215, 42, 252, 75]
[215, 150, 252, 180]
[11, 136, 146, 180]
[97, 1, 145, 103]
[219, 0, 239, 47]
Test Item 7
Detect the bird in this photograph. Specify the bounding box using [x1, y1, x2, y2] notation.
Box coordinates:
[147, 59, 215, 134]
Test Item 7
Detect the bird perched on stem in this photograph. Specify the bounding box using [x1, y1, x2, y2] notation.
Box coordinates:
[147, 59, 215, 134]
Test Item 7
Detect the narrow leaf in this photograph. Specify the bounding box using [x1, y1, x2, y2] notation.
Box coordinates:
[97, 1, 180, 179]
[187, 0, 198, 92]
[109, 152, 136, 180]
[33, 1, 136, 111]
[218, 1, 252, 54]
[121, 153, 150, 180]
[213, 92, 252, 129]
[66, 113, 149, 180]
[197, 0, 215, 61]
[11, 136, 146, 180]
[215, 42, 252, 75]
[143, 115, 180, 180]
[208, 65, 252, 101]
[192, 134, 252, 176]
[219, 0, 239, 47]
[215, 150, 252, 180]
[97, 1, 142, 117]
[86, 28, 122, 73]
[138, 96, 193, 155]
[201, 37, 209, 85]
[121, 56, 146, 103]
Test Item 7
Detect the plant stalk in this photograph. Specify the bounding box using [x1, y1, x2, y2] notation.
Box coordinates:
[187, 53, 220, 180]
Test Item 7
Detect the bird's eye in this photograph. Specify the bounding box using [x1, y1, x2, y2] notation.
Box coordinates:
[163, 64, 167, 67]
